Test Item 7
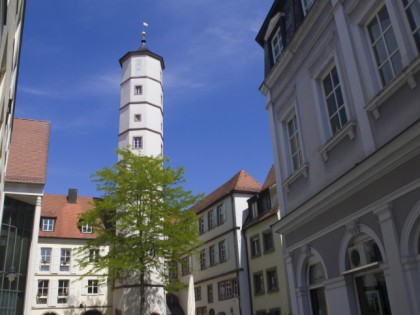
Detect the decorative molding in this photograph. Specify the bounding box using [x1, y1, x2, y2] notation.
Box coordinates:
[319, 122, 356, 162]
[282, 163, 309, 193]
[346, 220, 360, 237]
[301, 244, 311, 257]
[365, 56, 420, 119]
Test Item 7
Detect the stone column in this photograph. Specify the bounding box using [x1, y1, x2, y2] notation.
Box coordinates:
[374, 203, 414, 314]
[23, 195, 42, 315]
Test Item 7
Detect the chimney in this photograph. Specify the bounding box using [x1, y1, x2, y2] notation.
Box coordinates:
[67, 188, 78, 204]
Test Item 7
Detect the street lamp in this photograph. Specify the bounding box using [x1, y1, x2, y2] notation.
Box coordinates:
[6, 266, 17, 282]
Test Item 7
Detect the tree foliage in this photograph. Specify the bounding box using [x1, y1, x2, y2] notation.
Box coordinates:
[77, 148, 203, 296]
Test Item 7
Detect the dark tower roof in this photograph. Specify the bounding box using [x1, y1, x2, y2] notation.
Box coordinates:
[119, 31, 165, 69]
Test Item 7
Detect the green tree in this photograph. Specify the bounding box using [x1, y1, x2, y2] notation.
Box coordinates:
[77, 148, 203, 314]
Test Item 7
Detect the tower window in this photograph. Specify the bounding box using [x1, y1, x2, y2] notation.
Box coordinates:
[134, 114, 142, 122]
[133, 137, 142, 149]
[134, 85, 143, 95]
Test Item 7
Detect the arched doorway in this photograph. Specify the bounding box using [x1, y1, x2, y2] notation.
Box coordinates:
[82, 311, 103, 315]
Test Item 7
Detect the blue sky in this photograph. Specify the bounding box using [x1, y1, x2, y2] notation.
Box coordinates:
[16, 0, 274, 198]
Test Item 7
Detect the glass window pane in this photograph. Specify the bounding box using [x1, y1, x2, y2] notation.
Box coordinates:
[336, 87, 344, 106]
[391, 51, 403, 74]
[384, 28, 398, 53]
[378, 6, 391, 30]
[406, 2, 420, 30]
[323, 75, 333, 96]
[330, 114, 340, 134]
[373, 39, 388, 65]
[379, 62, 393, 85]
[339, 108, 348, 126]
[326, 95, 337, 116]
[368, 18, 381, 42]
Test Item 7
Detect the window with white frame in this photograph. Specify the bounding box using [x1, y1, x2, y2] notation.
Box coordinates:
[133, 136, 142, 149]
[209, 245, 216, 266]
[41, 218, 55, 231]
[134, 85, 143, 95]
[87, 279, 99, 294]
[181, 256, 190, 276]
[60, 248, 71, 271]
[218, 279, 238, 300]
[322, 65, 348, 135]
[200, 249, 206, 270]
[250, 235, 261, 257]
[286, 113, 304, 171]
[208, 209, 215, 230]
[134, 114, 142, 122]
[89, 249, 99, 262]
[271, 27, 283, 62]
[367, 5, 403, 85]
[253, 272, 264, 295]
[57, 280, 69, 304]
[81, 223, 93, 234]
[263, 230, 274, 253]
[37, 280, 49, 304]
[199, 216, 205, 235]
[266, 268, 279, 292]
[301, 0, 314, 15]
[219, 240, 227, 262]
[402, 0, 420, 51]
[40, 247, 51, 271]
[217, 204, 224, 225]
[195, 286, 202, 301]
[207, 284, 214, 303]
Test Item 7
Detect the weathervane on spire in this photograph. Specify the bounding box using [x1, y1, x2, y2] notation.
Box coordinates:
[141, 21, 148, 46]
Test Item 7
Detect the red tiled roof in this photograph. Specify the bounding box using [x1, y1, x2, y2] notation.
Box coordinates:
[39, 194, 97, 239]
[192, 170, 262, 214]
[261, 165, 276, 191]
[6, 118, 50, 184]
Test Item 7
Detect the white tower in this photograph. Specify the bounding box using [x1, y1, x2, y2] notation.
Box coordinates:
[118, 31, 165, 156]
[114, 30, 167, 315]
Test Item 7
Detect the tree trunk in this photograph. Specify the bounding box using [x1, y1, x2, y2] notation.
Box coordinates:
[139, 272, 146, 315]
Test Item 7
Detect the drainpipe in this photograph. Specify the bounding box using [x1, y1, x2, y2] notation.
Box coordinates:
[231, 194, 242, 315]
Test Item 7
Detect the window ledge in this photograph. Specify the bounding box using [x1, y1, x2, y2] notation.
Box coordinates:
[365, 56, 420, 119]
[282, 163, 309, 193]
[319, 122, 356, 162]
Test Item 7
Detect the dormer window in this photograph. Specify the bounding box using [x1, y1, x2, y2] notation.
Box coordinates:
[81, 223, 93, 234]
[271, 27, 283, 63]
[41, 218, 55, 231]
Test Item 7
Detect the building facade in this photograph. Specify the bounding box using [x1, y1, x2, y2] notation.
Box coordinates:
[177, 170, 261, 315]
[243, 167, 290, 315]
[0, 0, 27, 226]
[31, 189, 111, 315]
[113, 31, 166, 315]
[257, 0, 420, 314]
[1, 118, 50, 314]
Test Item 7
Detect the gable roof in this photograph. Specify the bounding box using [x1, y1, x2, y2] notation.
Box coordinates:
[39, 193, 97, 240]
[261, 165, 276, 191]
[192, 170, 262, 214]
[6, 118, 50, 184]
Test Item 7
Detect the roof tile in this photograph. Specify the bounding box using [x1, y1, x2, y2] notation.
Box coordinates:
[6, 118, 50, 184]
[39, 194, 97, 239]
[192, 170, 261, 214]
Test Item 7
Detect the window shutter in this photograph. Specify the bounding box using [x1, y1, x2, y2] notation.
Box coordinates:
[203, 214, 208, 232]
[69, 280, 76, 302]
[223, 206, 227, 224]
[215, 243, 219, 264]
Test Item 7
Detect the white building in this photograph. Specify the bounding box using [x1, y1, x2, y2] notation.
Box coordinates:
[113, 31, 166, 315]
[1, 118, 50, 314]
[31, 189, 111, 315]
[177, 170, 262, 315]
[257, 0, 420, 314]
[243, 167, 290, 315]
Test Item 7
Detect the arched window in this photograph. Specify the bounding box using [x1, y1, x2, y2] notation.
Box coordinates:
[307, 259, 328, 315]
[346, 235, 391, 315]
